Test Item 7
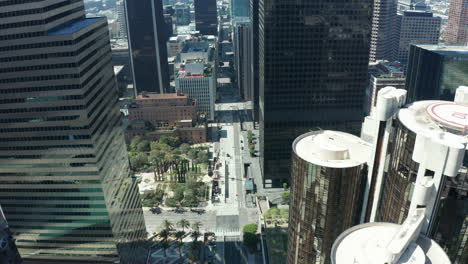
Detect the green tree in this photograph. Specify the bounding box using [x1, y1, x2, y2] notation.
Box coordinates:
[242, 223, 259, 252]
[178, 219, 190, 232]
[192, 221, 202, 232]
[179, 143, 191, 154]
[190, 230, 201, 242]
[196, 151, 209, 164]
[162, 219, 174, 231]
[281, 192, 290, 204]
[174, 230, 186, 242]
[188, 149, 198, 161]
[130, 136, 143, 151]
[129, 153, 147, 170]
[157, 229, 170, 242]
[283, 182, 289, 190]
[136, 140, 150, 152]
[159, 136, 181, 148]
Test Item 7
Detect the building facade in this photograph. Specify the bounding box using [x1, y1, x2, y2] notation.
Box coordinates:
[174, 3, 191, 26]
[125, 0, 170, 94]
[116, 0, 127, 38]
[233, 19, 252, 101]
[395, 11, 441, 68]
[258, 0, 372, 187]
[250, 0, 259, 121]
[445, 0, 468, 45]
[231, 0, 250, 18]
[369, 0, 398, 62]
[0, 205, 21, 264]
[406, 45, 468, 103]
[0, 1, 147, 263]
[287, 131, 370, 264]
[194, 0, 218, 35]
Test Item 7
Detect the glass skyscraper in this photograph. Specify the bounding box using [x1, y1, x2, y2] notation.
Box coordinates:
[0, 1, 147, 263]
[258, 0, 373, 187]
[125, 0, 170, 94]
[406, 45, 468, 103]
[194, 0, 218, 35]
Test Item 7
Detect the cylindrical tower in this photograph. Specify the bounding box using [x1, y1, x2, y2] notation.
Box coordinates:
[376, 100, 468, 263]
[287, 130, 371, 264]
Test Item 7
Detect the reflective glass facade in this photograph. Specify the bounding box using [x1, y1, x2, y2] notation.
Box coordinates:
[406, 45, 468, 103]
[377, 118, 468, 263]
[258, 0, 372, 187]
[288, 134, 367, 264]
[194, 0, 218, 35]
[125, 0, 170, 94]
[0, 1, 147, 263]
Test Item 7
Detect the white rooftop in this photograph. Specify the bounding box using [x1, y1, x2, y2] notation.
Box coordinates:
[331, 223, 451, 264]
[293, 130, 371, 168]
[398, 100, 468, 136]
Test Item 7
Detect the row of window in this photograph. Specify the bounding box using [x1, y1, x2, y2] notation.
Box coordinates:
[0, 134, 91, 142]
[0, 0, 42, 7]
[0, 0, 82, 18]
[0, 114, 80, 124]
[0, 6, 84, 30]
[0, 125, 89, 133]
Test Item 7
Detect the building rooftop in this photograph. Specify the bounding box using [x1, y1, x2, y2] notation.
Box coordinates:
[331, 222, 451, 264]
[137, 92, 189, 100]
[398, 100, 468, 136]
[48, 17, 103, 35]
[293, 130, 371, 168]
[181, 41, 209, 53]
[413, 45, 468, 56]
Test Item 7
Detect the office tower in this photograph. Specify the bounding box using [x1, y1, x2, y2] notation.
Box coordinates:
[361, 86, 468, 263]
[175, 3, 191, 26]
[445, 0, 468, 45]
[163, 14, 174, 41]
[233, 19, 252, 101]
[0, 205, 21, 264]
[366, 61, 405, 115]
[395, 11, 441, 69]
[398, 0, 430, 12]
[258, 0, 373, 187]
[0, 1, 147, 263]
[231, 0, 250, 18]
[250, 0, 259, 121]
[406, 45, 468, 103]
[287, 131, 370, 264]
[116, 0, 127, 38]
[194, 0, 218, 35]
[369, 0, 398, 62]
[125, 0, 170, 94]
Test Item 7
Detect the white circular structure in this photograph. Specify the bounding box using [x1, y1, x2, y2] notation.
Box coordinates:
[426, 102, 468, 131]
[331, 223, 451, 264]
[293, 130, 371, 168]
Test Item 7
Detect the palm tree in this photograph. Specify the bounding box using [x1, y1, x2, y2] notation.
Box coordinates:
[157, 229, 170, 242]
[192, 221, 202, 232]
[162, 219, 174, 231]
[178, 219, 190, 232]
[190, 230, 201, 243]
[160, 240, 171, 258]
[174, 230, 186, 242]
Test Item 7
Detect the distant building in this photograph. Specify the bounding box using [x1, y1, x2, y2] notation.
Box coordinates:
[163, 14, 174, 41]
[406, 45, 468, 103]
[445, 0, 468, 45]
[398, 0, 430, 12]
[175, 3, 191, 25]
[250, 0, 259, 121]
[194, 0, 218, 35]
[231, 0, 250, 18]
[125, 92, 206, 144]
[233, 19, 252, 101]
[395, 11, 441, 68]
[117, 0, 127, 38]
[288, 131, 371, 264]
[366, 61, 405, 114]
[126, 0, 170, 93]
[370, 0, 398, 62]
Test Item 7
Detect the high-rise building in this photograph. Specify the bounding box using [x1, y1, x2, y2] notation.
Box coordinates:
[366, 61, 405, 115]
[249, 0, 259, 121]
[125, 0, 170, 94]
[406, 45, 468, 103]
[287, 130, 370, 264]
[174, 3, 191, 26]
[233, 19, 252, 102]
[231, 0, 250, 18]
[0, 1, 147, 263]
[445, 0, 468, 45]
[194, 0, 218, 35]
[116, 0, 127, 38]
[369, 0, 398, 62]
[0, 205, 21, 264]
[258, 0, 373, 187]
[361, 86, 468, 263]
[398, 0, 430, 12]
[395, 11, 441, 69]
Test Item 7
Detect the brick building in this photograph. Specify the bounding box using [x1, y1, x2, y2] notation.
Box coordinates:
[445, 0, 468, 45]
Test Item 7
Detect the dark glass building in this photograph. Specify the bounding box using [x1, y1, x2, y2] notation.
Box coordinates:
[232, 0, 250, 18]
[250, 0, 259, 121]
[0, 1, 147, 263]
[126, 0, 170, 94]
[258, 0, 373, 187]
[406, 45, 468, 103]
[194, 0, 218, 35]
[288, 131, 369, 264]
[0, 205, 21, 264]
